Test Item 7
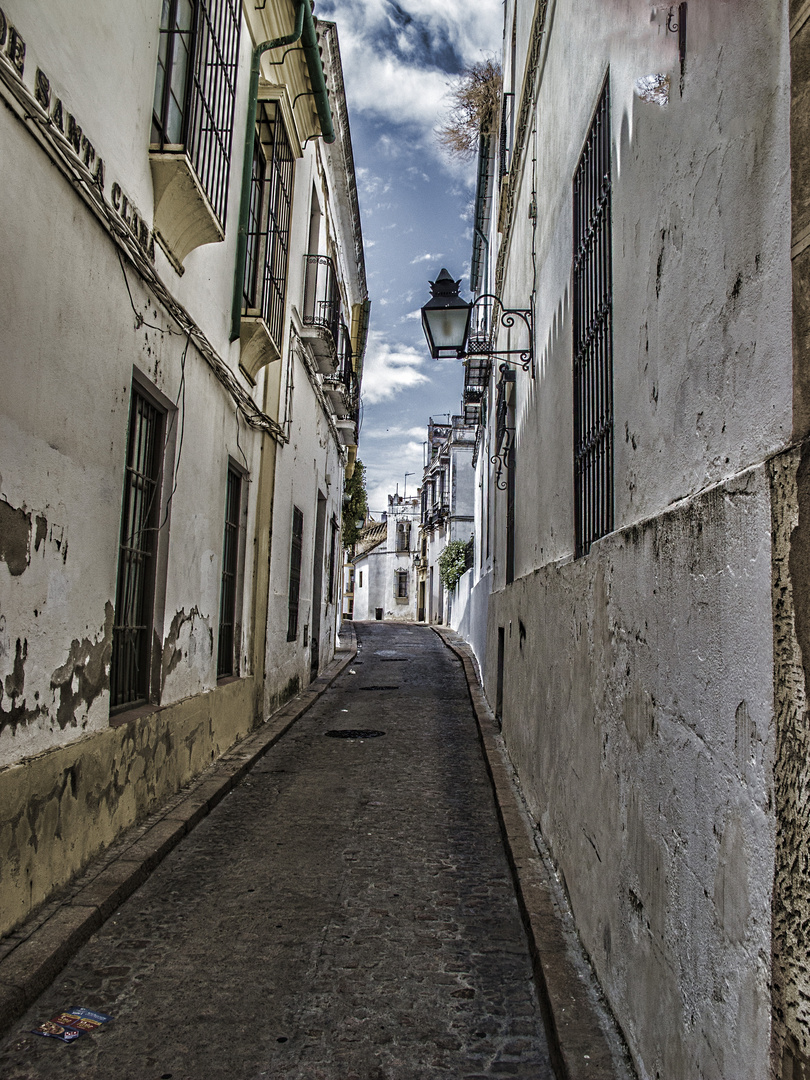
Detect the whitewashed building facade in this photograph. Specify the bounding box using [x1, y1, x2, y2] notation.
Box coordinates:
[0, 0, 366, 936]
[453, 0, 810, 1076]
[417, 417, 475, 626]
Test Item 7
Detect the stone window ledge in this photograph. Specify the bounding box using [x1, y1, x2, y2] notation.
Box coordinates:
[149, 149, 224, 272]
[239, 316, 281, 385]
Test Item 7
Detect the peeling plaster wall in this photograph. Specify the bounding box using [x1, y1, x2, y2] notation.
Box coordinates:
[771, 445, 810, 1079]
[263, 356, 344, 711]
[487, 468, 776, 1079]
[0, 676, 255, 936]
[0, 97, 263, 763]
[0, 0, 272, 929]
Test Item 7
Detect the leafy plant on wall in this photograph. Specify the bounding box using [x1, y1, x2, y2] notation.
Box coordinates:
[342, 459, 368, 548]
[438, 539, 472, 591]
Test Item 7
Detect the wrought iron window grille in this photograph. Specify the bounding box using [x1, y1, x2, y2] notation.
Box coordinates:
[217, 465, 242, 678]
[242, 101, 294, 347]
[573, 79, 614, 559]
[151, 0, 241, 226]
[287, 506, 304, 641]
[302, 254, 342, 345]
[499, 92, 515, 181]
[394, 568, 409, 598]
[110, 388, 165, 710]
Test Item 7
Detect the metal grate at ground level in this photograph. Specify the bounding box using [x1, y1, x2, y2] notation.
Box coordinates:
[325, 729, 386, 739]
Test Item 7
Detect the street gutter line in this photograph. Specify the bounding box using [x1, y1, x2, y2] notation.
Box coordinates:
[432, 625, 634, 1080]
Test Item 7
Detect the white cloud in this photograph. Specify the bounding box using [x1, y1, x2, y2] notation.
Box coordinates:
[360, 330, 430, 404]
[410, 252, 443, 264]
[363, 437, 427, 512]
[319, 0, 502, 171]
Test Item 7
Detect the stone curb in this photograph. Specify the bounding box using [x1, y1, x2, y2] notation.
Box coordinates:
[0, 624, 358, 1039]
[433, 626, 626, 1080]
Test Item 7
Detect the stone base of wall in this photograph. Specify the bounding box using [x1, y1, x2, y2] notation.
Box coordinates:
[0, 677, 257, 937]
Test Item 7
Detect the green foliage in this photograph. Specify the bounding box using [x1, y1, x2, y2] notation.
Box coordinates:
[342, 460, 368, 548]
[438, 539, 471, 591]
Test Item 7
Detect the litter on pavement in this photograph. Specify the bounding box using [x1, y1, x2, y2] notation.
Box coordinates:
[32, 1008, 112, 1042]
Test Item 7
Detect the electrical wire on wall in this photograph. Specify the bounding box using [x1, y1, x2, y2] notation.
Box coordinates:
[235, 407, 251, 475]
[0, 55, 288, 444]
[158, 328, 191, 531]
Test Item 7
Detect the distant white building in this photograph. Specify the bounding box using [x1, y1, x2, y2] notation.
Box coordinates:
[349, 494, 419, 621]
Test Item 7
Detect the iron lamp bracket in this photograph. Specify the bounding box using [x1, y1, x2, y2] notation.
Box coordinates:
[467, 294, 533, 373]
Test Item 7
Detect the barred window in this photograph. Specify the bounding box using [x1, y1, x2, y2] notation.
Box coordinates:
[287, 506, 304, 642]
[111, 387, 165, 709]
[217, 465, 242, 677]
[573, 79, 613, 559]
[242, 101, 295, 347]
[151, 0, 241, 226]
[327, 518, 338, 605]
[395, 568, 409, 599]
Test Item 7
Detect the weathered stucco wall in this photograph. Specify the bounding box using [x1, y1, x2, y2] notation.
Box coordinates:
[497, 0, 793, 580]
[770, 445, 810, 1078]
[487, 465, 776, 1079]
[0, 676, 255, 936]
[771, 1, 810, 1070]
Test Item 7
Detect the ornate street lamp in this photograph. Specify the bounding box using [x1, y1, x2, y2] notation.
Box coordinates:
[420, 269, 472, 359]
[420, 270, 533, 372]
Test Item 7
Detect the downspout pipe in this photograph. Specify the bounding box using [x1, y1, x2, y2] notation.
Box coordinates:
[230, 0, 334, 342]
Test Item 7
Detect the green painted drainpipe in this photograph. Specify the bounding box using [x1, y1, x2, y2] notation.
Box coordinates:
[231, 0, 335, 343]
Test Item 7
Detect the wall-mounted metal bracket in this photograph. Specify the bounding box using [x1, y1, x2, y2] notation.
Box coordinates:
[467, 294, 533, 373]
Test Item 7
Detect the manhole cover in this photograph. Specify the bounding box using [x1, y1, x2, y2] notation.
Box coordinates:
[325, 729, 386, 739]
[359, 685, 399, 691]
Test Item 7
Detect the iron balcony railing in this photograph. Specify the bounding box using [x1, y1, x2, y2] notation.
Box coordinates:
[303, 254, 341, 344]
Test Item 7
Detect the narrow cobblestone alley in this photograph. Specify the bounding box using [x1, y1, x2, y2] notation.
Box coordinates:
[0, 623, 555, 1080]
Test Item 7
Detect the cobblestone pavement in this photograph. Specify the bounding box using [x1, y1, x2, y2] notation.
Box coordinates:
[0, 622, 554, 1080]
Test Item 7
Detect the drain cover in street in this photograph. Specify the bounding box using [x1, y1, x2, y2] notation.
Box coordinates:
[325, 729, 386, 739]
[359, 685, 399, 691]
[379, 658, 408, 662]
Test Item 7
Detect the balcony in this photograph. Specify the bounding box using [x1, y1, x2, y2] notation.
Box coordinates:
[426, 501, 450, 527]
[301, 254, 342, 374]
[322, 323, 357, 414]
[335, 416, 357, 446]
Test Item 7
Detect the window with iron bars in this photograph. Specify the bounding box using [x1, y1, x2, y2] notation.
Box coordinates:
[287, 506, 304, 642]
[242, 101, 294, 348]
[573, 79, 614, 559]
[151, 0, 241, 227]
[327, 518, 338, 605]
[110, 387, 165, 710]
[217, 464, 242, 678]
[394, 568, 409, 599]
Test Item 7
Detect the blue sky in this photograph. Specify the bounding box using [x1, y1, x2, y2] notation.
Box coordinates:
[317, 0, 502, 513]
